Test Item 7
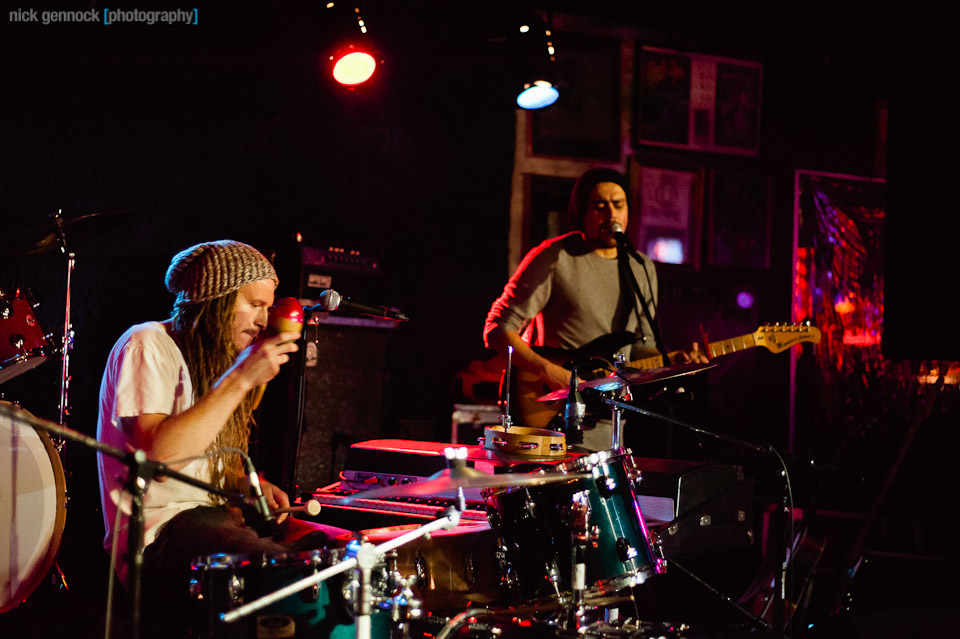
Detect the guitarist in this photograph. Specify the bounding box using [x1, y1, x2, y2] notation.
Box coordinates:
[484, 168, 706, 451]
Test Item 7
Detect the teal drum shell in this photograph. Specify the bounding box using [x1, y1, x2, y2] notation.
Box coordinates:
[189, 549, 391, 639]
[485, 448, 663, 602]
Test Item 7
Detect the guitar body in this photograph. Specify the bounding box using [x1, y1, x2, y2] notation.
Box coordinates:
[504, 331, 637, 430]
[503, 324, 821, 428]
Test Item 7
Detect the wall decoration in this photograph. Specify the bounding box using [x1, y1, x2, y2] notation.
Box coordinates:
[637, 46, 761, 156]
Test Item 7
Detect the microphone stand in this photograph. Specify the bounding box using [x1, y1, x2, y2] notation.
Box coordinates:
[0, 403, 248, 639]
[599, 396, 786, 638]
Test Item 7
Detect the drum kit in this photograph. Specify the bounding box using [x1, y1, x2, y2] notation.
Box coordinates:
[185, 363, 740, 639]
[191, 447, 694, 639]
[1, 210, 125, 613]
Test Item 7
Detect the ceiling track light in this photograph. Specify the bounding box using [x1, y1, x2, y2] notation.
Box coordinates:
[325, 3, 379, 87]
[512, 10, 559, 110]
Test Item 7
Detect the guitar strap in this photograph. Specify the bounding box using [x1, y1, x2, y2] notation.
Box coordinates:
[617, 240, 670, 363]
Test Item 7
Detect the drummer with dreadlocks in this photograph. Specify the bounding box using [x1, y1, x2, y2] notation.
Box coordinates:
[96, 240, 347, 638]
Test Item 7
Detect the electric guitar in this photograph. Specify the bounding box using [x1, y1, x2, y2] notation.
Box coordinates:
[507, 324, 821, 429]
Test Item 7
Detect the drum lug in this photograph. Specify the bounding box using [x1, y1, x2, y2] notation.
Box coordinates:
[227, 574, 244, 605]
[300, 563, 322, 603]
[615, 537, 639, 563]
[627, 467, 643, 490]
[594, 474, 616, 499]
[463, 548, 477, 587]
[414, 551, 429, 590]
[523, 491, 537, 518]
[188, 576, 202, 600]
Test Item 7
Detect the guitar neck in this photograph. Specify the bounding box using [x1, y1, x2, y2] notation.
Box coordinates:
[628, 333, 758, 369]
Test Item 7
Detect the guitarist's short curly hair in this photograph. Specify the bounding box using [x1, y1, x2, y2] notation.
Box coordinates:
[567, 168, 632, 231]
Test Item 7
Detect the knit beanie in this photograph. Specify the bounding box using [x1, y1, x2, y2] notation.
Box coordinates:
[567, 168, 632, 231]
[164, 240, 278, 305]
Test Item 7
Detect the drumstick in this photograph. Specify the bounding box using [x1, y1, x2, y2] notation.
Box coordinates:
[273, 500, 321, 517]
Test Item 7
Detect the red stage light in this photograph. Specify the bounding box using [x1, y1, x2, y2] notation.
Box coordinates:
[332, 49, 376, 86]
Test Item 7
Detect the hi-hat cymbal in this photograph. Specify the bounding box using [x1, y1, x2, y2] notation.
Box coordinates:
[537, 362, 715, 402]
[4, 210, 128, 260]
[342, 467, 587, 502]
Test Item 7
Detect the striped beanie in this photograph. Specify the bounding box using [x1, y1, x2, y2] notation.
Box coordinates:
[164, 240, 278, 305]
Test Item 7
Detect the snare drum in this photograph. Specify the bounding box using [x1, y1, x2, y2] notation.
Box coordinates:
[485, 449, 662, 602]
[0, 289, 54, 384]
[0, 401, 67, 612]
[190, 549, 391, 639]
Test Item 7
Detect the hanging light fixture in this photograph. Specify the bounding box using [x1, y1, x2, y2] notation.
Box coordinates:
[512, 10, 559, 109]
[324, 2, 380, 87]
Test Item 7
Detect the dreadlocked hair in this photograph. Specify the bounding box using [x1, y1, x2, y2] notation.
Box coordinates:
[169, 291, 258, 501]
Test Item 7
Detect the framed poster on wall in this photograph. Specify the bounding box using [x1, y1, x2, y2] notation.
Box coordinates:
[628, 156, 703, 268]
[637, 46, 761, 156]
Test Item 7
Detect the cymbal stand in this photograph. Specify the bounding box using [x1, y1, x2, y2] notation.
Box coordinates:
[501, 345, 514, 430]
[50, 210, 75, 594]
[609, 354, 633, 451]
[52, 209, 75, 440]
[608, 390, 632, 451]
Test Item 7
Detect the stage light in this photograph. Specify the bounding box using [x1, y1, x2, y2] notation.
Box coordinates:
[324, 3, 379, 88]
[511, 11, 560, 110]
[517, 81, 559, 109]
[736, 291, 755, 309]
[332, 48, 376, 86]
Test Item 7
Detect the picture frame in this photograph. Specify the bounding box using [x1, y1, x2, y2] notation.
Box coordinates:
[707, 169, 772, 268]
[637, 46, 762, 156]
[628, 155, 704, 269]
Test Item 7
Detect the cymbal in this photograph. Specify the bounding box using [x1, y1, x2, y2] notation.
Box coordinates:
[537, 362, 715, 402]
[4, 210, 128, 260]
[342, 467, 588, 502]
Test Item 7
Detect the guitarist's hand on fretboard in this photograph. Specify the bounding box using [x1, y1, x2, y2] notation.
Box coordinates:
[507, 324, 821, 429]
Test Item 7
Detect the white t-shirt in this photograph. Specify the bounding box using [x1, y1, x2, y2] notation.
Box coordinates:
[96, 321, 215, 583]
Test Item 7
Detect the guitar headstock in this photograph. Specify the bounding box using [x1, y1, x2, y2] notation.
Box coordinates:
[753, 323, 821, 354]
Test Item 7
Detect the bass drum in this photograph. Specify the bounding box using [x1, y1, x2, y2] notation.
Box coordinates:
[0, 401, 67, 612]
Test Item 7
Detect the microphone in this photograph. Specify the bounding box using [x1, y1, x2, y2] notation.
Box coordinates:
[564, 368, 585, 445]
[310, 289, 410, 322]
[611, 221, 627, 244]
[244, 456, 277, 537]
